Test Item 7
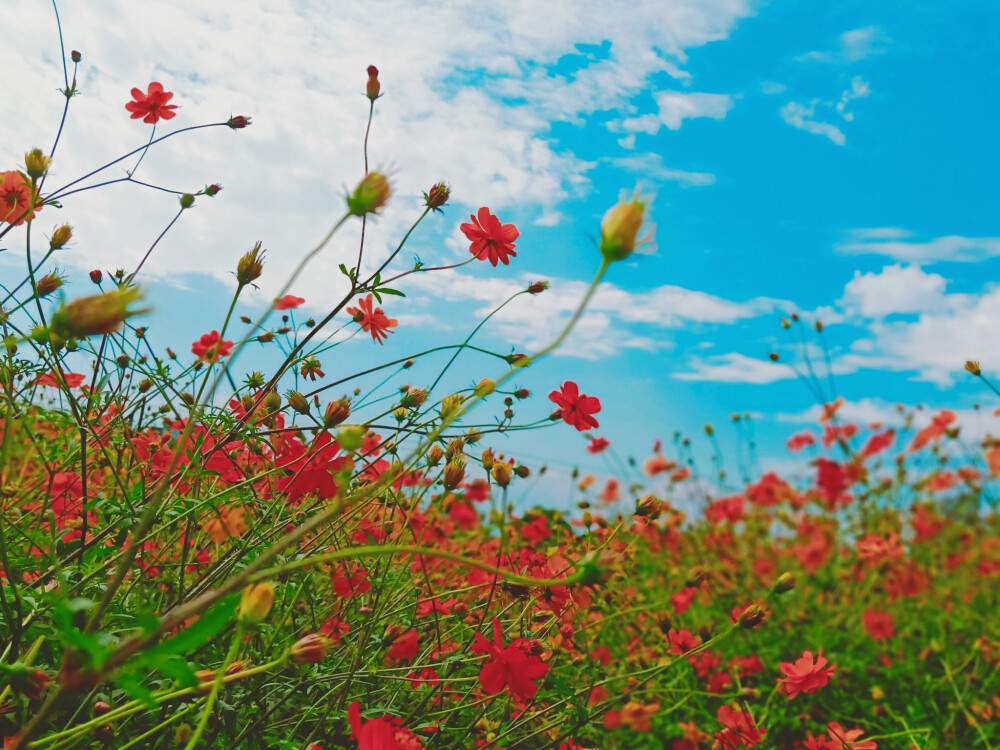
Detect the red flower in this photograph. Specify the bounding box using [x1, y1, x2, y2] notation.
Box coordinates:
[347, 701, 424, 750]
[826, 722, 877, 750]
[861, 428, 895, 458]
[909, 409, 956, 452]
[460, 207, 519, 266]
[346, 294, 398, 344]
[125, 82, 178, 124]
[471, 617, 549, 700]
[777, 649, 835, 699]
[785, 431, 815, 452]
[274, 295, 305, 310]
[667, 628, 700, 656]
[0, 170, 42, 226]
[548, 381, 601, 431]
[713, 704, 766, 749]
[36, 371, 86, 388]
[861, 608, 894, 641]
[191, 330, 233, 362]
[385, 628, 420, 664]
[587, 436, 609, 454]
[332, 563, 371, 599]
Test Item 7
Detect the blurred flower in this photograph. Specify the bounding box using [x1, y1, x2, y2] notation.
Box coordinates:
[274, 295, 305, 310]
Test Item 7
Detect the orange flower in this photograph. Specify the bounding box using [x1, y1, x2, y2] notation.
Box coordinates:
[461, 207, 519, 267]
[346, 294, 397, 344]
[909, 409, 956, 452]
[202, 505, 247, 543]
[0, 170, 41, 226]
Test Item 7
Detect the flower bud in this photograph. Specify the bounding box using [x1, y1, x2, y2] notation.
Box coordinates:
[965, 360, 982, 377]
[513, 465, 529, 478]
[443, 459, 466, 490]
[768, 353, 779, 362]
[237, 241, 265, 286]
[440, 393, 465, 419]
[204, 183, 222, 197]
[35, 272, 64, 297]
[366, 65, 381, 100]
[179, 193, 195, 209]
[465, 428, 481, 445]
[49, 224, 72, 250]
[337, 425, 365, 452]
[89, 269, 102, 284]
[426, 444, 444, 466]
[736, 603, 767, 630]
[290, 633, 329, 664]
[773, 572, 795, 594]
[71, 50, 82, 63]
[481, 448, 495, 472]
[286, 390, 310, 416]
[527, 280, 548, 295]
[50, 287, 145, 340]
[599, 188, 652, 262]
[239, 582, 275, 624]
[347, 172, 391, 216]
[92, 700, 111, 717]
[227, 115, 252, 129]
[400, 386, 427, 407]
[424, 182, 450, 211]
[474, 378, 495, 397]
[25, 148, 51, 180]
[323, 397, 352, 428]
[491, 462, 512, 487]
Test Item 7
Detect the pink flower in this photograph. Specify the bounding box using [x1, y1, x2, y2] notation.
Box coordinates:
[460, 207, 519, 266]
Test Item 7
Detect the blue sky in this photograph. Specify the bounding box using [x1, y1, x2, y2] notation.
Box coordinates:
[4, 0, 999, 500]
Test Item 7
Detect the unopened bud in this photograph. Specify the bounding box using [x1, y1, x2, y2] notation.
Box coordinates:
[527, 281, 548, 294]
[491, 462, 512, 487]
[239, 583, 275, 624]
[474, 378, 495, 397]
[323, 397, 351, 428]
[481, 448, 495, 472]
[737, 603, 767, 630]
[35, 272, 63, 297]
[426, 444, 444, 466]
[286, 391, 309, 416]
[25, 148, 51, 180]
[236, 241, 265, 286]
[49, 224, 72, 250]
[599, 188, 652, 262]
[440, 393, 465, 419]
[965, 360, 981, 376]
[204, 183, 222, 197]
[227, 115, 252, 129]
[71, 50, 81, 63]
[424, 182, 450, 211]
[336, 425, 365, 453]
[88, 269, 102, 284]
[774, 572, 795, 594]
[513, 465, 529, 478]
[465, 428, 481, 445]
[50, 287, 145, 340]
[347, 172, 391, 216]
[366, 65, 381, 100]
[443, 459, 466, 489]
[768, 353, 779, 362]
[290, 633, 329, 664]
[179, 193, 195, 209]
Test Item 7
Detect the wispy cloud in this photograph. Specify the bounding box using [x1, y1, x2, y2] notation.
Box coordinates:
[780, 77, 869, 145]
[604, 152, 716, 186]
[673, 352, 799, 384]
[836, 228, 1000, 263]
[616, 91, 734, 135]
[797, 26, 890, 65]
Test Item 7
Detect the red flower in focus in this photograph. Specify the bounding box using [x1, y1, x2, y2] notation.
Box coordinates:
[777, 649, 835, 699]
[191, 330, 233, 362]
[548, 381, 601, 431]
[713, 704, 766, 749]
[125, 82, 178, 123]
[347, 701, 425, 750]
[460, 207, 519, 266]
[471, 617, 549, 700]
[274, 295, 305, 310]
[0, 170, 42, 226]
[347, 294, 398, 344]
[587, 436, 610, 454]
[861, 608, 894, 641]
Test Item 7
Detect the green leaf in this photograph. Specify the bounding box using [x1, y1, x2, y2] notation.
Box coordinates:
[143, 592, 239, 660]
[376, 287, 405, 297]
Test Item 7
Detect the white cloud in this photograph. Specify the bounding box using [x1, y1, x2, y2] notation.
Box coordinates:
[401, 269, 782, 359]
[836, 228, 1000, 263]
[841, 264, 949, 318]
[604, 153, 716, 186]
[797, 26, 889, 65]
[779, 101, 846, 145]
[836, 76, 870, 121]
[673, 352, 795, 384]
[617, 91, 734, 134]
[3, 0, 755, 296]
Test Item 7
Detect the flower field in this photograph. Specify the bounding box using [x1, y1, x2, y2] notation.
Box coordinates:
[1, 8, 999, 750]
